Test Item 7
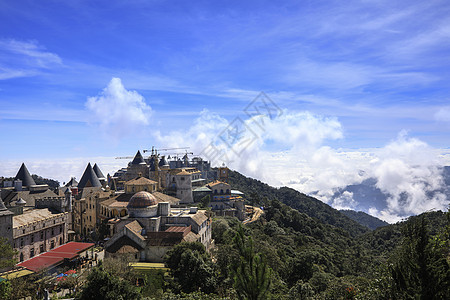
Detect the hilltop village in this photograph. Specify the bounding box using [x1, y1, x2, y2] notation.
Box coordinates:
[0, 150, 250, 275]
[1, 151, 448, 299]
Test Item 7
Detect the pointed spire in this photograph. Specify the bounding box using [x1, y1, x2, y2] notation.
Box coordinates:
[65, 177, 78, 187]
[131, 150, 145, 165]
[15, 163, 36, 187]
[159, 155, 169, 167]
[93, 163, 106, 180]
[109, 177, 116, 191]
[78, 163, 102, 189]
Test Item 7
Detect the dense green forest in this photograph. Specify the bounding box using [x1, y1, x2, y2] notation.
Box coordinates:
[339, 210, 389, 230]
[227, 170, 370, 236]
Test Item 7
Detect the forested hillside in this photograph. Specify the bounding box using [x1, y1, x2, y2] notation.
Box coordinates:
[339, 209, 389, 230]
[227, 170, 369, 237]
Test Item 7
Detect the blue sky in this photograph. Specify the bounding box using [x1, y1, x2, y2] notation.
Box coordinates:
[1, 0, 450, 221]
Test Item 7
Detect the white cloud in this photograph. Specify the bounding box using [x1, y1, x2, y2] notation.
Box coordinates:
[368, 133, 448, 222]
[155, 109, 448, 223]
[85, 78, 152, 139]
[332, 191, 357, 210]
[0, 39, 62, 79]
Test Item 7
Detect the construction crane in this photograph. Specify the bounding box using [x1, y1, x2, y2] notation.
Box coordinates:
[115, 147, 191, 160]
[143, 146, 190, 155]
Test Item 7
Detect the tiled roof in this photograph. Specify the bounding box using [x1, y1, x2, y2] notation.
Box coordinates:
[126, 177, 157, 186]
[13, 209, 63, 228]
[207, 180, 227, 187]
[152, 192, 180, 205]
[17, 242, 94, 272]
[189, 210, 208, 225]
[3, 189, 58, 207]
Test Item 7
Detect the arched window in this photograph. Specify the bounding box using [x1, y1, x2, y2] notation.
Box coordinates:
[220, 189, 223, 194]
[30, 248, 34, 258]
[60, 237, 63, 245]
[20, 253, 23, 262]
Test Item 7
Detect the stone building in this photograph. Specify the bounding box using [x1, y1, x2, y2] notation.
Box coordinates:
[0, 194, 69, 263]
[193, 180, 245, 220]
[104, 191, 212, 262]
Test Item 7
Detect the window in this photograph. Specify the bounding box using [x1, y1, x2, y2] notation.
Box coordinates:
[19, 253, 23, 262]
[181, 177, 185, 181]
[40, 244, 44, 253]
[20, 238, 24, 248]
[53, 220, 56, 224]
[30, 248, 35, 258]
[59, 237, 63, 245]
[31, 234, 34, 243]
[33, 226, 36, 231]
[60, 225, 63, 233]
[51, 228, 54, 236]
[50, 240, 55, 249]
[22, 229, 25, 234]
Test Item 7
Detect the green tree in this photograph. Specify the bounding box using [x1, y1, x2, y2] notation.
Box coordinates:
[388, 215, 450, 299]
[75, 262, 141, 300]
[233, 224, 271, 300]
[165, 242, 217, 293]
[0, 280, 11, 300]
[0, 237, 17, 269]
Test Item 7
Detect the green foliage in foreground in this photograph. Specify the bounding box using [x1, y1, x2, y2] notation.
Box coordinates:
[75, 262, 141, 300]
[233, 225, 271, 300]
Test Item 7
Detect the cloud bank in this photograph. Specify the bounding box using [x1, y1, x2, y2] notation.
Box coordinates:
[154, 109, 449, 223]
[85, 78, 152, 139]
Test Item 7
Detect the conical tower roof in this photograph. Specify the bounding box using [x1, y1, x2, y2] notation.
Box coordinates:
[15, 163, 36, 187]
[159, 155, 169, 167]
[131, 150, 146, 165]
[93, 164, 106, 180]
[78, 163, 102, 189]
[65, 177, 78, 187]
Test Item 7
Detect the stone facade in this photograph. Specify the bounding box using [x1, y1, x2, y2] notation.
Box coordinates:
[13, 209, 69, 262]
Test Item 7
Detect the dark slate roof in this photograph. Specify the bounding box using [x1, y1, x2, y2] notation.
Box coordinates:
[1, 189, 58, 207]
[78, 163, 102, 189]
[0, 196, 13, 216]
[131, 151, 146, 165]
[65, 177, 78, 187]
[14, 163, 36, 187]
[159, 156, 169, 167]
[0, 195, 7, 210]
[93, 164, 106, 180]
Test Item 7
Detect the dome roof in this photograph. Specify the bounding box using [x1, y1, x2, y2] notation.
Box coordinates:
[127, 191, 157, 208]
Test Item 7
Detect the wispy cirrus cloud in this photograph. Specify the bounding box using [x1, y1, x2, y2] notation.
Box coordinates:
[0, 39, 62, 79]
